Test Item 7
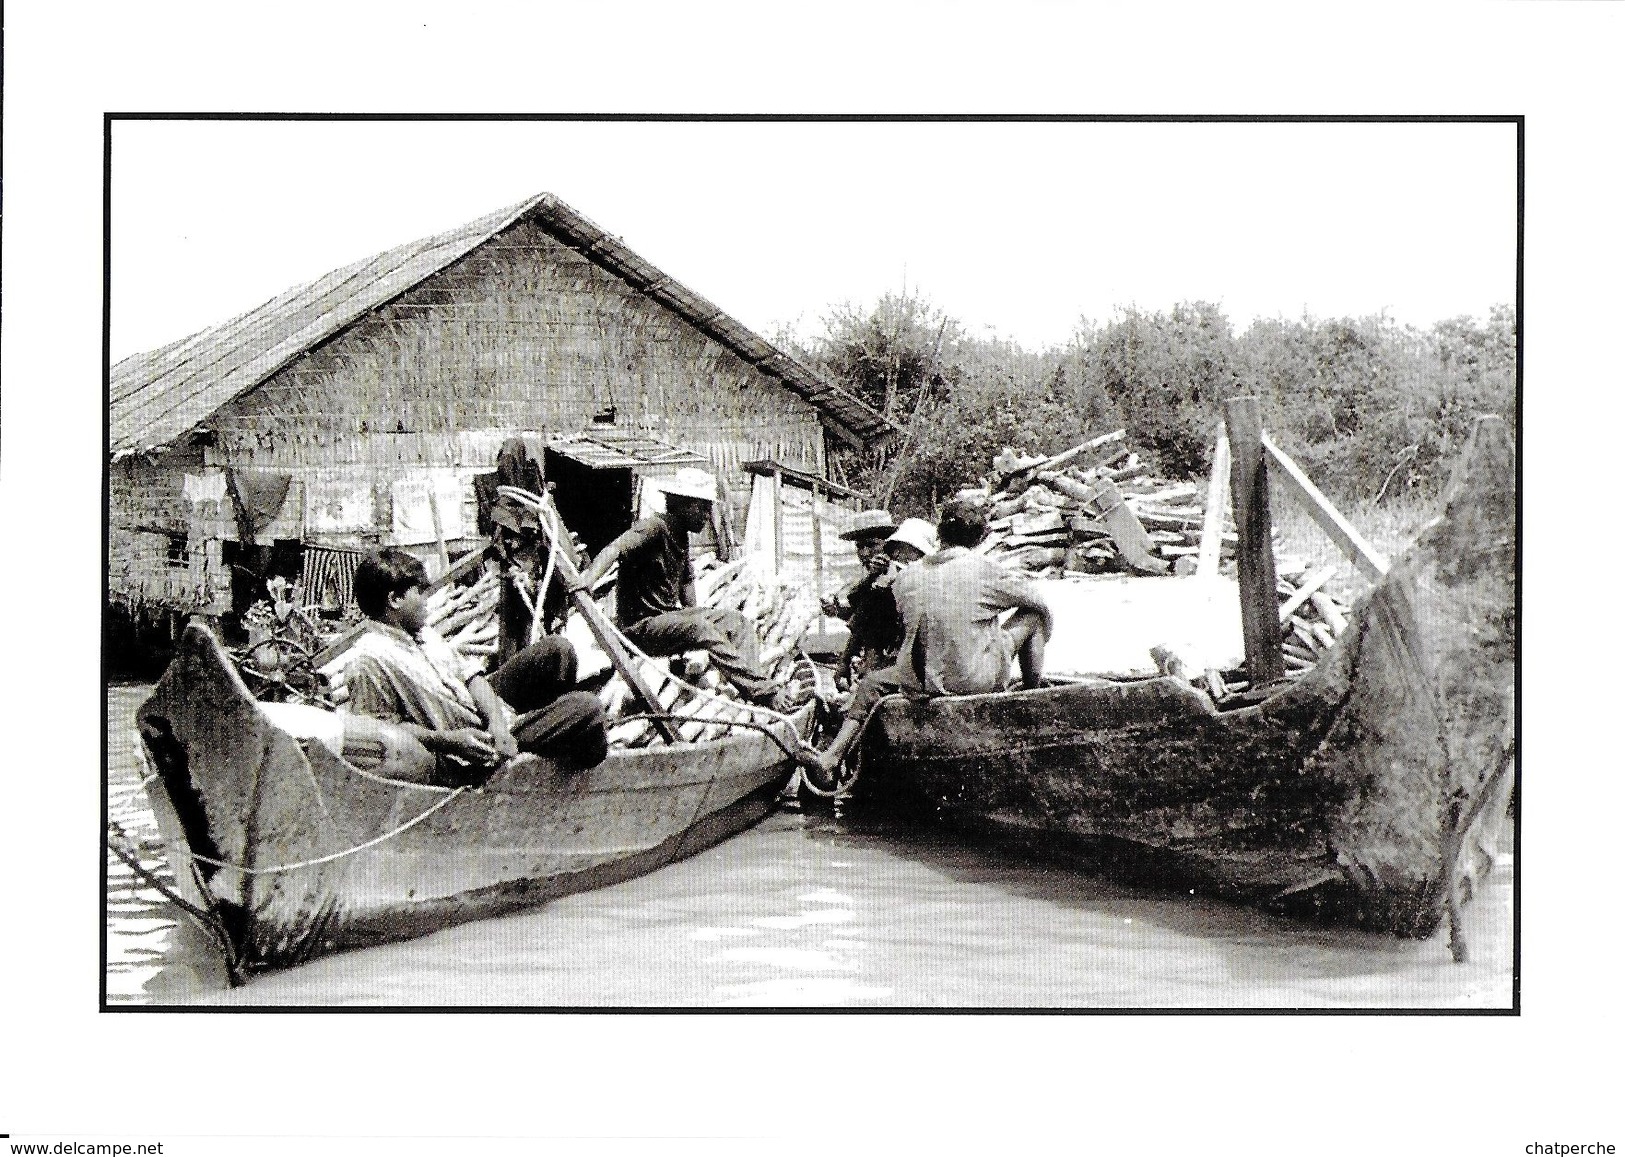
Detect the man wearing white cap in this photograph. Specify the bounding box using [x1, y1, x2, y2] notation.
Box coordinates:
[804, 499, 1048, 779]
[575, 468, 782, 705]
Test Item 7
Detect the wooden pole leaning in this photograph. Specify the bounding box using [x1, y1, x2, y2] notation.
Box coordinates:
[1223, 397, 1286, 687]
[1260, 432, 1390, 583]
[498, 486, 679, 744]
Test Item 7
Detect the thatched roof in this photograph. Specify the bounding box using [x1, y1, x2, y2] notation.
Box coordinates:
[110, 193, 895, 457]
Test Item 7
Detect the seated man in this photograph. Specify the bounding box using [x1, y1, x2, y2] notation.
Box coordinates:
[575, 468, 783, 706]
[806, 499, 1051, 776]
[345, 548, 608, 780]
[821, 509, 901, 688]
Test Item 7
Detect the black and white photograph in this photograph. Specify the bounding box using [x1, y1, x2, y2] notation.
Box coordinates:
[3, 4, 1619, 1154]
[101, 116, 1518, 1011]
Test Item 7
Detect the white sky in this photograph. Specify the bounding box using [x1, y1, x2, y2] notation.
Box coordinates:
[110, 118, 1516, 360]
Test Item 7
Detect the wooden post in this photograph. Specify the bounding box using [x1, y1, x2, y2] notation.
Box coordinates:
[810, 480, 826, 636]
[771, 468, 784, 577]
[426, 488, 451, 579]
[1223, 397, 1285, 686]
[1196, 421, 1230, 579]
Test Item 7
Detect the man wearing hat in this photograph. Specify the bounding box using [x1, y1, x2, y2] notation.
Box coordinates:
[575, 468, 783, 705]
[804, 498, 1048, 778]
[821, 509, 902, 688]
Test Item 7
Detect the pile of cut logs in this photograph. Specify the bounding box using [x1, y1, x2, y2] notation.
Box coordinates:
[598, 556, 820, 747]
[319, 553, 818, 748]
[969, 430, 1236, 577]
[968, 429, 1358, 698]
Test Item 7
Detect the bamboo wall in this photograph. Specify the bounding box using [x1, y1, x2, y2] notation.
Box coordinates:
[108, 445, 232, 611]
[109, 220, 835, 611]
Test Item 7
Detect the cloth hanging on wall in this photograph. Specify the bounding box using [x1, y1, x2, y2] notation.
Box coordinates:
[182, 471, 228, 504]
[300, 546, 365, 613]
[391, 474, 465, 546]
[227, 469, 293, 543]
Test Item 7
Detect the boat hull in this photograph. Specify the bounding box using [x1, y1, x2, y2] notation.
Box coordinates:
[137, 623, 806, 974]
[849, 417, 1516, 939]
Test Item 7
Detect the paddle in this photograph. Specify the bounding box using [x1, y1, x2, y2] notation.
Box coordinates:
[497, 486, 679, 744]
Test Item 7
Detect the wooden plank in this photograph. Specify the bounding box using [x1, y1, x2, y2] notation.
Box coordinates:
[1277, 563, 1340, 624]
[771, 468, 784, 576]
[1261, 432, 1390, 583]
[1196, 422, 1230, 579]
[1223, 398, 1285, 685]
[1309, 590, 1348, 636]
[426, 488, 451, 578]
[810, 481, 826, 636]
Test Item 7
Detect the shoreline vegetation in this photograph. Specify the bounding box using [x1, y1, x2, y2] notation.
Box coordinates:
[777, 297, 1515, 532]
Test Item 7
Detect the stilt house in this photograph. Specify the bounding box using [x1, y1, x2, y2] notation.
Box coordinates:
[108, 193, 892, 631]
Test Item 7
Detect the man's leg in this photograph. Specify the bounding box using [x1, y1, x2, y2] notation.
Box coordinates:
[487, 636, 579, 712]
[810, 664, 904, 775]
[512, 691, 608, 769]
[1004, 609, 1049, 689]
[626, 609, 778, 702]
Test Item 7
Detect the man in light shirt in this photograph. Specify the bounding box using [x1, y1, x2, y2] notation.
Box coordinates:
[803, 499, 1051, 779]
[345, 548, 607, 782]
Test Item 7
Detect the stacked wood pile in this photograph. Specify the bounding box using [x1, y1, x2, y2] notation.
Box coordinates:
[966, 431, 1234, 576]
[599, 555, 820, 747]
[317, 553, 817, 747]
[964, 430, 1357, 700]
[1195, 559, 1357, 701]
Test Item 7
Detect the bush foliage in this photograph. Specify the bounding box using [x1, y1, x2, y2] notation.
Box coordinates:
[791, 295, 1514, 517]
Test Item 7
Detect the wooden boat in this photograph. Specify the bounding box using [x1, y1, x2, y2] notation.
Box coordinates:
[843, 416, 1515, 944]
[134, 623, 810, 979]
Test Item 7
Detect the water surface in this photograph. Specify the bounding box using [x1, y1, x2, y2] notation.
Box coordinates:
[106, 684, 1513, 1009]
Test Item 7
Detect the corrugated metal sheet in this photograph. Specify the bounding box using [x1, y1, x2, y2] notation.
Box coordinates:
[110, 194, 895, 457]
[547, 429, 711, 472]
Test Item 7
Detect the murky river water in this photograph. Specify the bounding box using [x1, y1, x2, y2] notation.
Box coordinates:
[106, 684, 1514, 1009]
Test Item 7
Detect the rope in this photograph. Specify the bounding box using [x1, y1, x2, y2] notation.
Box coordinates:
[614, 710, 806, 761]
[794, 694, 888, 798]
[107, 822, 244, 982]
[185, 787, 469, 876]
[497, 484, 808, 755]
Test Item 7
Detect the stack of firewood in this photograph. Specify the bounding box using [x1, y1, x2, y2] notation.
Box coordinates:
[968, 431, 1359, 698]
[966, 431, 1237, 576]
[597, 556, 820, 747]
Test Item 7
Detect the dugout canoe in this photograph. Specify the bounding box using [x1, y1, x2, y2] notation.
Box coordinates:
[132, 623, 811, 979]
[844, 416, 1515, 941]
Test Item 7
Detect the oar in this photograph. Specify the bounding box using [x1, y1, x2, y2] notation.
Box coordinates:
[498, 486, 679, 744]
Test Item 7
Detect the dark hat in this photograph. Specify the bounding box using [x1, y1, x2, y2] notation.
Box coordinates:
[840, 509, 898, 541]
